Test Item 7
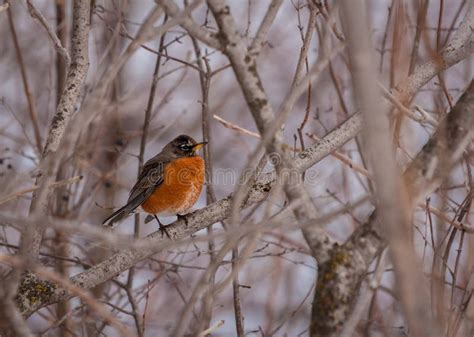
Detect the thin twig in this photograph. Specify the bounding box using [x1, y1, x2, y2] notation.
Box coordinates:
[231, 248, 244, 337]
[213, 114, 261, 138]
[294, 3, 317, 180]
[6, 1, 42, 154]
[409, 0, 429, 74]
[0, 3, 9, 13]
[188, 12, 219, 332]
[0, 175, 82, 206]
[340, 249, 388, 337]
[25, 0, 71, 68]
[197, 320, 225, 337]
[128, 16, 168, 337]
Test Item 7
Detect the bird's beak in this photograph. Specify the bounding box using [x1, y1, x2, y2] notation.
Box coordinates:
[192, 141, 208, 151]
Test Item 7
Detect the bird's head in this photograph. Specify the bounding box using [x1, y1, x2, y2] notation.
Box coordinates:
[165, 135, 207, 158]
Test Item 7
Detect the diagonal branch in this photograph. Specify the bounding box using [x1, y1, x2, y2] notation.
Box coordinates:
[249, 0, 283, 54]
[16, 112, 360, 317]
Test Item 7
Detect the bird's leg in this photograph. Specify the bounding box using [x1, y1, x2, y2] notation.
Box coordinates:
[154, 214, 170, 239]
[177, 214, 188, 227]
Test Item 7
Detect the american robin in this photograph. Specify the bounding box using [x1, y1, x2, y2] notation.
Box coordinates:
[102, 135, 207, 230]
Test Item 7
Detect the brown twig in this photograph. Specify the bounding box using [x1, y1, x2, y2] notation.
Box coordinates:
[213, 114, 261, 138]
[6, 0, 42, 154]
[409, 0, 429, 74]
[0, 175, 82, 206]
[294, 3, 317, 180]
[197, 320, 225, 336]
[128, 16, 169, 337]
[0, 2, 9, 12]
[25, 0, 71, 68]
[188, 13, 220, 332]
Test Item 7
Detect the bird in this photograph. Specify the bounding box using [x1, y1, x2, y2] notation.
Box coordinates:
[102, 135, 207, 233]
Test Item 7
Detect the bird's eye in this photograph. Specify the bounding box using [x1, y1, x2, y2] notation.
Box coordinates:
[179, 144, 190, 151]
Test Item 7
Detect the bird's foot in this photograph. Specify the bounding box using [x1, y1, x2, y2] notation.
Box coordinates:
[159, 225, 171, 239]
[154, 215, 171, 239]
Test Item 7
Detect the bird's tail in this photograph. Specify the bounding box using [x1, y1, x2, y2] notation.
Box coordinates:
[102, 192, 149, 227]
[102, 204, 132, 227]
[102, 190, 154, 227]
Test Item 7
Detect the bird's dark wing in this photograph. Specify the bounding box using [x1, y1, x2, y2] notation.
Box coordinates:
[102, 155, 171, 226]
[128, 154, 170, 201]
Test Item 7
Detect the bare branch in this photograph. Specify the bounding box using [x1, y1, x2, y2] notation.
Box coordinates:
[0, 175, 82, 206]
[6, 2, 474, 333]
[159, 0, 222, 50]
[213, 114, 261, 138]
[6, 1, 42, 154]
[3, 256, 134, 337]
[16, 113, 357, 316]
[19, 0, 91, 262]
[206, 0, 340, 266]
[250, 0, 283, 54]
[25, 0, 71, 68]
[341, 1, 438, 336]
[306, 0, 474, 333]
[0, 3, 9, 13]
[310, 81, 474, 336]
[197, 320, 225, 336]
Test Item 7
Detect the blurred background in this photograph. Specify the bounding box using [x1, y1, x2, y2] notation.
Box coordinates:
[0, 0, 473, 336]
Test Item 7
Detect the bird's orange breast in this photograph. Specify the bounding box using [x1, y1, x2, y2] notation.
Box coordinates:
[141, 156, 205, 215]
